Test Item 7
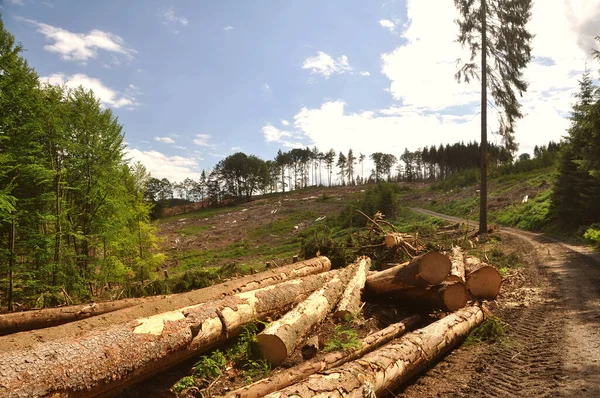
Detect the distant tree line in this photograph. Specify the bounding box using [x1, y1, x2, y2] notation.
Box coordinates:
[0, 19, 160, 310]
[147, 139, 561, 215]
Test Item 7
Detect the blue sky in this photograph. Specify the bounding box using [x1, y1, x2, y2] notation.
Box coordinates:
[2, 0, 599, 181]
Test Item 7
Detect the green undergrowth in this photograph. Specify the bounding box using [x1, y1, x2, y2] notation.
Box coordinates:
[159, 205, 235, 223]
[324, 321, 362, 352]
[172, 322, 270, 396]
[177, 224, 213, 236]
[583, 224, 600, 247]
[492, 190, 552, 230]
[466, 236, 524, 277]
[465, 315, 508, 345]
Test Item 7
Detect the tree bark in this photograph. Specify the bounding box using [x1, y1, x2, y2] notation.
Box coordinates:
[465, 256, 502, 299]
[8, 218, 15, 312]
[0, 256, 331, 335]
[396, 281, 469, 312]
[480, 0, 488, 234]
[333, 257, 369, 321]
[265, 306, 484, 398]
[224, 315, 420, 398]
[446, 246, 466, 283]
[256, 267, 353, 366]
[0, 271, 336, 398]
[365, 252, 451, 294]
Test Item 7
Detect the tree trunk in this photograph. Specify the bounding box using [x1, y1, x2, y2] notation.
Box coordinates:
[225, 315, 420, 398]
[384, 233, 418, 252]
[396, 281, 469, 312]
[257, 267, 353, 366]
[446, 246, 466, 283]
[7, 218, 15, 312]
[0, 256, 331, 335]
[265, 306, 484, 398]
[0, 272, 336, 398]
[480, 0, 488, 234]
[365, 252, 451, 294]
[465, 256, 502, 299]
[334, 257, 369, 321]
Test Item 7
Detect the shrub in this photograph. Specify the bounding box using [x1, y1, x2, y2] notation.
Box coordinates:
[466, 315, 507, 345]
[584, 225, 600, 246]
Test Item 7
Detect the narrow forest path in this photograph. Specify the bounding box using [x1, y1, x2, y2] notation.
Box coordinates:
[400, 208, 600, 397]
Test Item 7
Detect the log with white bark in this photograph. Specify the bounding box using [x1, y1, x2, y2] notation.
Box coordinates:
[446, 246, 466, 283]
[0, 271, 336, 398]
[256, 267, 353, 366]
[396, 281, 469, 312]
[365, 252, 451, 294]
[0, 256, 331, 336]
[333, 257, 370, 321]
[224, 315, 421, 398]
[265, 306, 484, 398]
[465, 256, 502, 299]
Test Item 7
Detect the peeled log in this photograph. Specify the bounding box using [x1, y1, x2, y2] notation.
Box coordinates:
[266, 306, 484, 398]
[397, 281, 469, 312]
[0, 271, 336, 398]
[0, 256, 331, 336]
[333, 257, 370, 321]
[446, 246, 466, 283]
[465, 256, 502, 300]
[257, 268, 352, 366]
[224, 315, 421, 398]
[365, 252, 451, 294]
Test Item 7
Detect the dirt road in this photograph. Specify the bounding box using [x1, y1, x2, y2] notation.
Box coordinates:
[400, 208, 600, 397]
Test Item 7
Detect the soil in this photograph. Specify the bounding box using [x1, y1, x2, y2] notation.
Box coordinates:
[399, 208, 600, 398]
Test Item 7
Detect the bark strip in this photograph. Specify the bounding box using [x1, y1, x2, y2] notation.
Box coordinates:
[0, 271, 335, 398]
[446, 246, 466, 283]
[266, 306, 484, 398]
[224, 315, 421, 398]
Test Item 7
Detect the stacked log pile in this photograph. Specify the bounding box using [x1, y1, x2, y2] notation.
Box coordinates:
[0, 239, 504, 397]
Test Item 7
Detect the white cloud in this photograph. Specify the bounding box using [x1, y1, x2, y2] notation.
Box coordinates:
[224, 26, 234, 31]
[155, 137, 175, 144]
[378, 19, 395, 32]
[8, 0, 25, 5]
[263, 83, 271, 91]
[162, 7, 189, 26]
[127, 149, 200, 182]
[194, 134, 216, 149]
[281, 120, 290, 126]
[302, 51, 352, 79]
[20, 18, 134, 63]
[262, 125, 304, 148]
[360, 71, 371, 76]
[231, 146, 242, 151]
[40, 73, 138, 109]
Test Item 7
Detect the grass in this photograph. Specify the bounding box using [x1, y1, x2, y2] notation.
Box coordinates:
[159, 205, 235, 223]
[177, 224, 213, 236]
[492, 190, 552, 230]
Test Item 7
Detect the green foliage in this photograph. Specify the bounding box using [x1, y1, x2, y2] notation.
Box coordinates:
[337, 182, 400, 228]
[172, 376, 197, 395]
[178, 224, 213, 236]
[494, 190, 551, 230]
[193, 350, 227, 380]
[583, 225, 600, 246]
[324, 323, 362, 352]
[466, 316, 508, 345]
[226, 322, 261, 364]
[430, 168, 480, 191]
[242, 359, 271, 381]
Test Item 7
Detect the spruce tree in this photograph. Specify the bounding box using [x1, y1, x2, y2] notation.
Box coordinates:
[455, 0, 533, 233]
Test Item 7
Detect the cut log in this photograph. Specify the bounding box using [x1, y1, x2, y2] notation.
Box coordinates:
[465, 256, 502, 299]
[265, 306, 484, 398]
[365, 252, 451, 294]
[397, 281, 469, 312]
[446, 246, 466, 283]
[384, 233, 418, 252]
[0, 271, 337, 398]
[256, 268, 353, 366]
[0, 256, 331, 336]
[224, 315, 421, 398]
[333, 257, 370, 321]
